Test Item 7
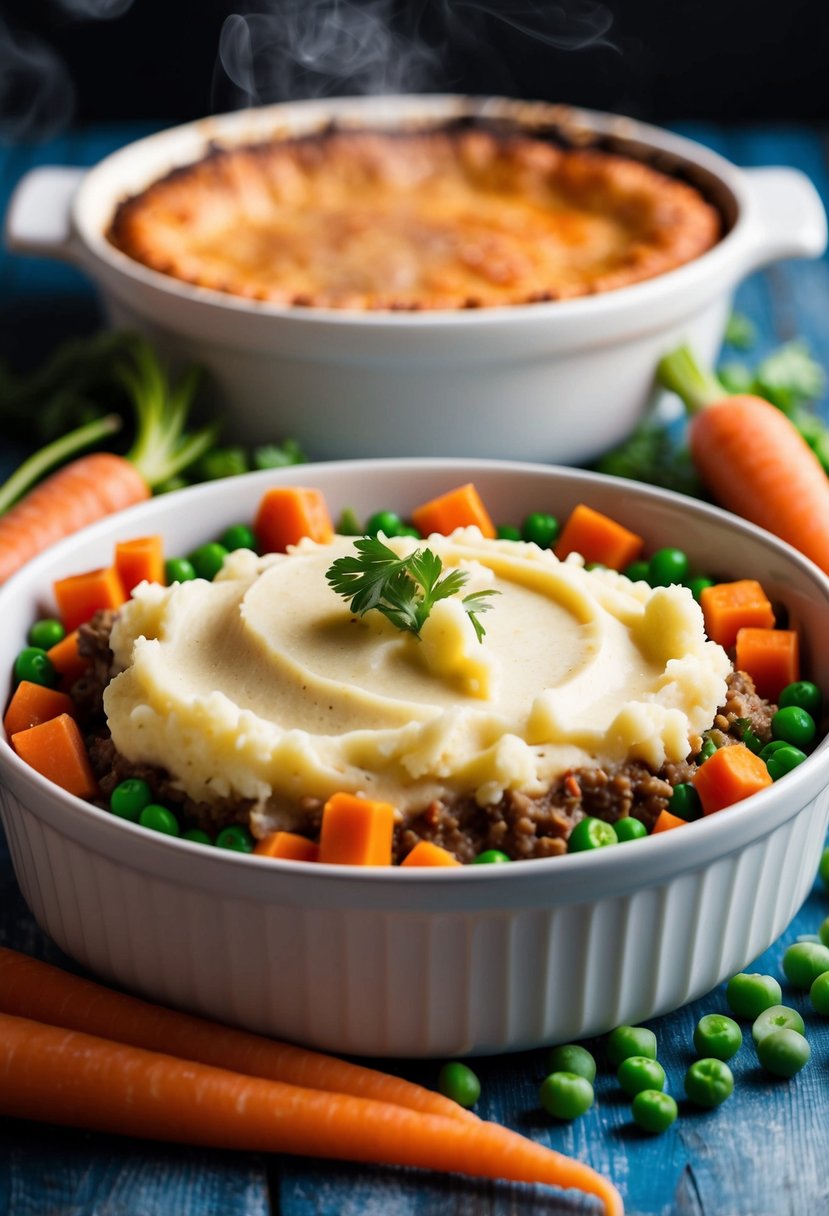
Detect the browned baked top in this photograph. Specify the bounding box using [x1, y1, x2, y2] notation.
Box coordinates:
[107, 126, 721, 310]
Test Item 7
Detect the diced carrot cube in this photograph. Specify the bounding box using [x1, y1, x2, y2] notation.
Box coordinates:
[318, 792, 396, 866]
[735, 628, 799, 702]
[53, 566, 127, 633]
[700, 580, 775, 650]
[555, 504, 643, 570]
[46, 630, 91, 687]
[692, 743, 773, 815]
[115, 535, 165, 593]
[400, 840, 462, 867]
[254, 831, 320, 862]
[11, 713, 98, 799]
[254, 486, 334, 553]
[410, 483, 496, 539]
[651, 809, 688, 834]
[3, 681, 76, 739]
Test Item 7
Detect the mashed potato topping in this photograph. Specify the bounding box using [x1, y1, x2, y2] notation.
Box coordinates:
[104, 528, 732, 833]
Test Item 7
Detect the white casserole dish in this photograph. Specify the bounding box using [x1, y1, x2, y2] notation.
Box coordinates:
[4, 95, 826, 464]
[1, 459, 828, 1058]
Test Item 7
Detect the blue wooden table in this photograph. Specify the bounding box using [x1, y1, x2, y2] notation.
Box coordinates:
[2, 121, 829, 1216]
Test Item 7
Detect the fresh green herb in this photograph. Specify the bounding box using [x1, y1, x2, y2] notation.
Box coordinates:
[325, 535, 499, 642]
[724, 311, 757, 350]
[252, 439, 306, 469]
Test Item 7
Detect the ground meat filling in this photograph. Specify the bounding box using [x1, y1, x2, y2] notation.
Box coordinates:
[72, 612, 777, 861]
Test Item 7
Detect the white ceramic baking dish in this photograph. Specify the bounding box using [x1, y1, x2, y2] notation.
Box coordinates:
[4, 96, 826, 464]
[1, 460, 828, 1058]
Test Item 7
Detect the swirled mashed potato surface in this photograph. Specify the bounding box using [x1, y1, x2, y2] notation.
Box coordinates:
[104, 528, 732, 833]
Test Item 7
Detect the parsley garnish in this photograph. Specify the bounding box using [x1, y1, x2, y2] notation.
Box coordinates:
[325, 536, 499, 642]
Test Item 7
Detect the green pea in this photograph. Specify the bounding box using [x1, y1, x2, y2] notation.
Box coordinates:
[617, 1056, 666, 1097]
[138, 804, 180, 836]
[521, 512, 559, 549]
[647, 547, 690, 587]
[471, 849, 511, 864]
[546, 1044, 596, 1083]
[771, 705, 816, 749]
[13, 646, 58, 688]
[782, 941, 829, 989]
[751, 1004, 805, 1045]
[725, 972, 782, 1019]
[778, 680, 822, 720]
[220, 524, 257, 552]
[396, 525, 421, 539]
[759, 739, 790, 760]
[164, 557, 197, 584]
[539, 1072, 594, 1120]
[215, 824, 255, 853]
[697, 737, 718, 764]
[606, 1025, 657, 1068]
[182, 828, 213, 846]
[686, 575, 714, 602]
[631, 1089, 678, 1134]
[189, 543, 229, 581]
[809, 971, 829, 1015]
[693, 1013, 742, 1061]
[336, 507, 363, 536]
[366, 510, 404, 537]
[615, 816, 648, 842]
[820, 917, 829, 948]
[766, 745, 808, 781]
[821, 847, 829, 891]
[496, 524, 522, 542]
[670, 783, 703, 822]
[110, 778, 153, 822]
[567, 817, 618, 852]
[755, 1028, 810, 1078]
[27, 618, 65, 650]
[623, 559, 650, 583]
[438, 1061, 480, 1109]
[684, 1057, 734, 1108]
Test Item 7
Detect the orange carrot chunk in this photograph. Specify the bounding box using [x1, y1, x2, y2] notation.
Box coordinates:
[651, 809, 688, 834]
[699, 579, 775, 650]
[254, 486, 334, 553]
[555, 504, 643, 570]
[410, 483, 496, 539]
[0, 947, 476, 1125]
[11, 713, 98, 799]
[0, 1013, 623, 1214]
[254, 831, 320, 863]
[114, 534, 165, 593]
[401, 841, 462, 867]
[692, 743, 773, 815]
[3, 681, 76, 739]
[53, 565, 127, 633]
[46, 629, 91, 687]
[735, 628, 799, 702]
[318, 792, 396, 866]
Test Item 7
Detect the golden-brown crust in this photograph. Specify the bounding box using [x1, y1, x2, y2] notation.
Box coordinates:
[107, 126, 721, 310]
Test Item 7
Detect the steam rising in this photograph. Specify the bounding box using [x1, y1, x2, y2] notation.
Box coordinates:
[49, 0, 136, 17]
[0, 18, 75, 144]
[217, 1, 446, 106]
[216, 0, 616, 108]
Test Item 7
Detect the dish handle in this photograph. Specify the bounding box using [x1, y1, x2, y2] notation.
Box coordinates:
[4, 166, 86, 262]
[740, 166, 827, 271]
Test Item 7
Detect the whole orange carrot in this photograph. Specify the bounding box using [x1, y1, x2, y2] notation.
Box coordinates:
[0, 338, 216, 585]
[0, 453, 148, 584]
[658, 346, 829, 575]
[0, 1013, 623, 1215]
[0, 947, 473, 1123]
